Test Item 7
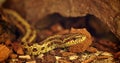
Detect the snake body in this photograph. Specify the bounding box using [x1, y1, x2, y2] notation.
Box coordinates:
[27, 33, 86, 55]
[3, 9, 87, 55]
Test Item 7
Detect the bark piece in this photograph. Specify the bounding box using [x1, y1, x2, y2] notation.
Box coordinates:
[0, 45, 11, 62]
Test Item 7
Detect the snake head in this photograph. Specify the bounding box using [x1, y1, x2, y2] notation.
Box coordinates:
[59, 33, 87, 47]
[75, 34, 86, 42]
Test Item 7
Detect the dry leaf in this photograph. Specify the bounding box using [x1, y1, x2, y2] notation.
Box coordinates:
[86, 47, 98, 53]
[61, 52, 76, 57]
[9, 54, 17, 59]
[5, 39, 12, 46]
[12, 42, 24, 54]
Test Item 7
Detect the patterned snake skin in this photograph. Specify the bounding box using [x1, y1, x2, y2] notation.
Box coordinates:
[3, 9, 87, 55]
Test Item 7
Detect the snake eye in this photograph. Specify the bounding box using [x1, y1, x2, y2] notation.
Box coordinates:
[72, 38, 77, 40]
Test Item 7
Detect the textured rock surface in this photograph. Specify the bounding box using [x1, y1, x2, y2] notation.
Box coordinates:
[3, 0, 120, 40]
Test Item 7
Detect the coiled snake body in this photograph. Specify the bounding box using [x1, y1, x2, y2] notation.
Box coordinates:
[3, 9, 87, 55]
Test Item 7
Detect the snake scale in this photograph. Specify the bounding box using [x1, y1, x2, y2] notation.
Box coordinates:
[3, 9, 87, 56]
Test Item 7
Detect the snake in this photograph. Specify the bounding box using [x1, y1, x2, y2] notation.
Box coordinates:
[2, 9, 87, 55]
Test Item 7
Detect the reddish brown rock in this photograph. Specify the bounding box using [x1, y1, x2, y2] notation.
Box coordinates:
[3, 0, 120, 39]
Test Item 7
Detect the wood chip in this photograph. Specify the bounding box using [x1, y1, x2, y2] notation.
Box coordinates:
[19, 55, 31, 59]
[9, 54, 17, 59]
[86, 47, 98, 53]
[12, 42, 24, 55]
[58, 59, 72, 63]
[26, 60, 36, 63]
[0, 45, 11, 62]
[69, 55, 79, 60]
[61, 52, 76, 57]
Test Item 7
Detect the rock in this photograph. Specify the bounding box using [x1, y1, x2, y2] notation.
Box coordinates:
[3, 0, 120, 40]
[5, 40, 12, 46]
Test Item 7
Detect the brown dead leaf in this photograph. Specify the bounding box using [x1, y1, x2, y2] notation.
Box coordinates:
[16, 47, 24, 55]
[57, 29, 70, 34]
[12, 42, 24, 54]
[5, 39, 12, 46]
[86, 47, 98, 53]
[0, 45, 11, 62]
[9, 53, 17, 59]
[69, 28, 93, 53]
[61, 52, 76, 57]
